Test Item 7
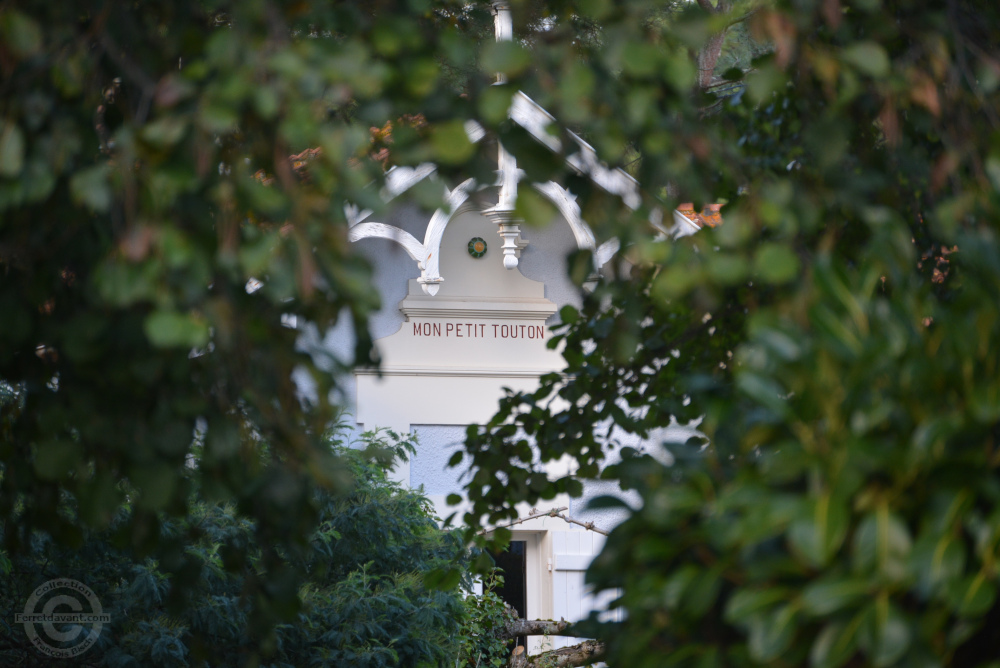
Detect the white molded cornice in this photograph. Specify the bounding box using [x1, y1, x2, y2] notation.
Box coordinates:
[398, 295, 557, 321]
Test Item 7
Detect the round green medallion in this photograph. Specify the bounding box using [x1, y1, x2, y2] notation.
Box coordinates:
[467, 237, 487, 258]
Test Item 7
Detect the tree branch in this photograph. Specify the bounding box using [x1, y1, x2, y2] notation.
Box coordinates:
[553, 511, 610, 536]
[480, 506, 568, 535]
[508, 640, 606, 668]
[479, 506, 610, 536]
[501, 617, 573, 638]
[726, 6, 760, 28]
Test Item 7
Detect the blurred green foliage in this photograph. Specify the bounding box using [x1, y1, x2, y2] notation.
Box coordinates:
[2, 0, 999, 666]
[455, 0, 1000, 667]
[0, 0, 493, 647]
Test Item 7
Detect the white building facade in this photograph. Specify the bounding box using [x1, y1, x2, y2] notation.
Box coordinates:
[316, 1, 709, 649]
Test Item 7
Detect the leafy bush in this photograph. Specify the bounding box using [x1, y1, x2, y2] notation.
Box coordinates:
[1, 428, 467, 667]
[455, 570, 518, 668]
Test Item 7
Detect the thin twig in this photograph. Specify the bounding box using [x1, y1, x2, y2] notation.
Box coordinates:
[480, 507, 610, 536]
[553, 511, 610, 536]
[481, 507, 568, 535]
[97, 31, 156, 125]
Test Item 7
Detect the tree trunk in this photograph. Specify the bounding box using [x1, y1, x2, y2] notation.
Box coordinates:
[694, 0, 734, 90]
[698, 30, 728, 89]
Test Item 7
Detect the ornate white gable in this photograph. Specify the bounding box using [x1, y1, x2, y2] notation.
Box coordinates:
[354, 203, 563, 436]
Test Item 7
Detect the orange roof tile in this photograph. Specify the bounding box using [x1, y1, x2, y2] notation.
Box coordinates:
[677, 202, 724, 228]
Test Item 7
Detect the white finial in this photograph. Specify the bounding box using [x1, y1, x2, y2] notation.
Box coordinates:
[492, 2, 513, 84]
[486, 1, 526, 270]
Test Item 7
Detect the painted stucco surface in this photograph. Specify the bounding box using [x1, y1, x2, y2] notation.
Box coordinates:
[409, 424, 468, 496]
[507, 218, 582, 323]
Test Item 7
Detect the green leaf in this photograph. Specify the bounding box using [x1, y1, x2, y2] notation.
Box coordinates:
[33, 441, 83, 481]
[559, 305, 579, 324]
[586, 495, 633, 510]
[514, 187, 558, 227]
[651, 263, 704, 299]
[909, 532, 965, 593]
[423, 566, 462, 591]
[142, 117, 188, 147]
[801, 577, 870, 616]
[372, 20, 404, 56]
[253, 85, 279, 118]
[754, 243, 800, 284]
[477, 86, 516, 126]
[576, 0, 612, 19]
[842, 42, 890, 78]
[205, 420, 240, 464]
[725, 587, 790, 625]
[405, 57, 440, 97]
[0, 10, 42, 58]
[430, 120, 474, 165]
[621, 42, 661, 78]
[663, 565, 699, 609]
[986, 156, 1000, 192]
[69, 164, 112, 212]
[810, 619, 862, 668]
[851, 508, 911, 581]
[748, 603, 799, 663]
[746, 63, 786, 104]
[788, 494, 849, 569]
[130, 463, 177, 511]
[144, 310, 210, 349]
[736, 371, 791, 417]
[706, 252, 750, 285]
[0, 122, 25, 177]
[684, 566, 722, 617]
[94, 258, 159, 306]
[858, 601, 911, 666]
[946, 572, 997, 618]
[480, 41, 531, 77]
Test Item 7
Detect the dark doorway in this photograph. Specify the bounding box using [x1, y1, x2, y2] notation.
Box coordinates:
[491, 540, 528, 648]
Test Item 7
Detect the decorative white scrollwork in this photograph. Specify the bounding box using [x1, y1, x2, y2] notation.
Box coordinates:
[347, 179, 476, 295]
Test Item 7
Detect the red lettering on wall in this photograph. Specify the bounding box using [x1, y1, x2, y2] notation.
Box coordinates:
[410, 321, 547, 341]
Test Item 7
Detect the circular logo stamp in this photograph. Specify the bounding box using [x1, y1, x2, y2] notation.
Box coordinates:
[15, 579, 108, 659]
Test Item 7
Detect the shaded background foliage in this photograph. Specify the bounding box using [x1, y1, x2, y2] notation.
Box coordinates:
[0, 428, 467, 667]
